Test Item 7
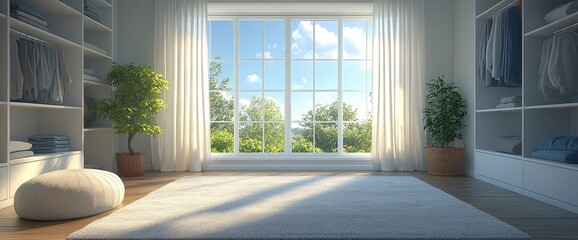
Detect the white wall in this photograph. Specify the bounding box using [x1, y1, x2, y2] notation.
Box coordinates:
[113, 0, 458, 171]
[453, 0, 475, 176]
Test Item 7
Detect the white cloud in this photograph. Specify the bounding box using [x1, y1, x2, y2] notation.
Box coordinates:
[220, 92, 233, 100]
[272, 43, 278, 48]
[246, 73, 261, 83]
[294, 83, 303, 90]
[255, 51, 273, 59]
[343, 26, 367, 59]
[301, 77, 308, 84]
[291, 21, 368, 59]
[240, 98, 250, 107]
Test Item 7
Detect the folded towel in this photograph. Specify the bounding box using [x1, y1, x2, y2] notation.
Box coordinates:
[10, 150, 34, 160]
[12, 16, 50, 32]
[84, 74, 103, 83]
[85, 1, 103, 16]
[29, 141, 70, 147]
[9, 141, 33, 153]
[494, 136, 522, 155]
[545, 1, 578, 23]
[10, 4, 46, 22]
[495, 102, 521, 109]
[533, 136, 578, 152]
[10, 10, 47, 26]
[500, 96, 522, 104]
[84, 41, 108, 56]
[29, 134, 70, 141]
[85, 11, 102, 23]
[32, 147, 71, 153]
[531, 150, 578, 164]
[84, 68, 96, 75]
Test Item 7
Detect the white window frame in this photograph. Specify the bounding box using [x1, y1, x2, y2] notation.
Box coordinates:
[209, 15, 373, 164]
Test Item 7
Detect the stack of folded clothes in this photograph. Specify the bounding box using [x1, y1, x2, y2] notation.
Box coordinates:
[494, 135, 522, 155]
[9, 140, 33, 160]
[496, 95, 522, 109]
[84, 41, 109, 56]
[531, 136, 578, 164]
[84, 68, 104, 83]
[10, 4, 49, 32]
[84, 1, 103, 23]
[544, 0, 578, 23]
[28, 134, 70, 153]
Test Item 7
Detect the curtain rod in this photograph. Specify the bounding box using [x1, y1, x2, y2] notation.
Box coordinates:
[10, 29, 56, 47]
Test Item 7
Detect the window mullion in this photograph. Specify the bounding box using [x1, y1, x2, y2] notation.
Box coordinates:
[234, 18, 240, 154]
[312, 20, 316, 153]
[285, 17, 292, 153]
[338, 18, 343, 154]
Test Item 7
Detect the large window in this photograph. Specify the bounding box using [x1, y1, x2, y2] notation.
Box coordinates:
[209, 17, 372, 155]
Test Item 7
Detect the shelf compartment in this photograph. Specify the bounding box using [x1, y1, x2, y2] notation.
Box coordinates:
[476, 111, 522, 154]
[524, 108, 578, 157]
[84, 15, 111, 32]
[525, 11, 578, 37]
[84, 46, 112, 59]
[10, 102, 82, 110]
[10, 18, 81, 48]
[13, 0, 82, 15]
[476, 0, 518, 19]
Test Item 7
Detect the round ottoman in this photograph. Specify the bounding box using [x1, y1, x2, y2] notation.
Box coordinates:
[14, 169, 125, 221]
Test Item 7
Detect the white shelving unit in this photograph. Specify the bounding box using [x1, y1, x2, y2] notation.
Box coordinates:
[475, 0, 578, 214]
[0, 0, 114, 209]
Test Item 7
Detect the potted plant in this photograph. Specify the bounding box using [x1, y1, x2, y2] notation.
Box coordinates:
[423, 76, 467, 176]
[95, 63, 168, 177]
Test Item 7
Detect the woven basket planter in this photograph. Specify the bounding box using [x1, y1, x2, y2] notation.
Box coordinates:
[115, 152, 145, 177]
[424, 146, 465, 176]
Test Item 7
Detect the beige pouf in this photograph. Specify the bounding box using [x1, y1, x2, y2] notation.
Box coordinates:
[14, 169, 125, 221]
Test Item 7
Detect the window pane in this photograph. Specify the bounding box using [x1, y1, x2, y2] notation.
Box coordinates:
[343, 21, 367, 59]
[314, 21, 338, 59]
[239, 61, 262, 91]
[210, 123, 234, 153]
[343, 61, 367, 91]
[210, 91, 234, 121]
[291, 20, 313, 59]
[264, 60, 285, 90]
[343, 92, 367, 121]
[264, 92, 285, 121]
[292, 92, 313, 121]
[240, 123, 263, 153]
[367, 21, 373, 59]
[265, 21, 285, 59]
[315, 61, 337, 90]
[343, 122, 371, 153]
[239, 92, 263, 121]
[239, 21, 263, 59]
[367, 60, 373, 91]
[292, 61, 313, 90]
[315, 123, 337, 153]
[292, 124, 314, 153]
[210, 60, 234, 90]
[264, 123, 285, 153]
[210, 21, 234, 60]
[315, 92, 338, 121]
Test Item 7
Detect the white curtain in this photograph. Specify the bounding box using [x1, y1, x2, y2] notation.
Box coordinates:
[371, 0, 426, 171]
[152, 0, 211, 171]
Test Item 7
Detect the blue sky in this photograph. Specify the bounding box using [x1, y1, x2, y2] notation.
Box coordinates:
[209, 19, 372, 123]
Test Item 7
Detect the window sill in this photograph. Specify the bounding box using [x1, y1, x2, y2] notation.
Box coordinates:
[210, 153, 373, 171]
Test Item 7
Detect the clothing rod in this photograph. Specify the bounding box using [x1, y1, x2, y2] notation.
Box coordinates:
[490, 0, 521, 18]
[10, 29, 55, 46]
[553, 21, 578, 35]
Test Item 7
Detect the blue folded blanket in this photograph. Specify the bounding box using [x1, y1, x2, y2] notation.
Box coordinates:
[533, 136, 578, 152]
[531, 150, 578, 164]
[29, 134, 70, 142]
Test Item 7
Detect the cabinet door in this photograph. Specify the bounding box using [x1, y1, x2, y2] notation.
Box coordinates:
[475, 151, 523, 187]
[525, 161, 578, 207]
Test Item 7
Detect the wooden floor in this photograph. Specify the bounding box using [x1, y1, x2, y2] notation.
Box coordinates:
[0, 171, 577, 239]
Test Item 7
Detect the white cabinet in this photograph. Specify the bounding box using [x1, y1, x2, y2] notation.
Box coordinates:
[475, 0, 578, 213]
[0, 0, 114, 208]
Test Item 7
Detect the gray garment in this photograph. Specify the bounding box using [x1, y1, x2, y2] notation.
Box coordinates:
[500, 6, 522, 87]
[488, 12, 503, 80]
[477, 18, 493, 84]
[10, 35, 24, 100]
[538, 37, 558, 100]
[18, 39, 38, 102]
[548, 27, 578, 96]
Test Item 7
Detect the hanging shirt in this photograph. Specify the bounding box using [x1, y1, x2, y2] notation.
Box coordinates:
[10, 35, 24, 101]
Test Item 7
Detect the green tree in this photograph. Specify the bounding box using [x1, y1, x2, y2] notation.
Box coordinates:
[209, 58, 234, 152]
[239, 96, 285, 153]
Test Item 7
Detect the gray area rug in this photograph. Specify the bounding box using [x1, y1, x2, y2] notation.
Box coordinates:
[69, 176, 529, 239]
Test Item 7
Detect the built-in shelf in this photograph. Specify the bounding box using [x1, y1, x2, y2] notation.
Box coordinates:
[84, 80, 111, 88]
[84, 127, 112, 132]
[524, 102, 578, 110]
[8, 151, 82, 165]
[475, 149, 523, 159]
[84, 16, 112, 32]
[525, 157, 578, 172]
[476, 107, 522, 113]
[10, 19, 81, 48]
[16, 0, 82, 15]
[88, 0, 113, 8]
[84, 47, 112, 60]
[10, 102, 82, 110]
[525, 12, 578, 37]
[476, 0, 517, 19]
